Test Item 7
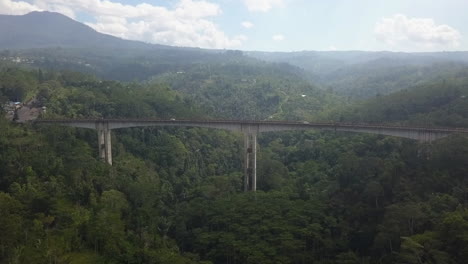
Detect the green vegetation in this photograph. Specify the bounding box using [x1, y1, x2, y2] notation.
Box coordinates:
[1, 48, 249, 82]
[152, 61, 340, 120]
[319, 61, 468, 99]
[249, 50, 468, 99]
[326, 67, 468, 127]
[1, 60, 468, 264]
[3, 11, 468, 264]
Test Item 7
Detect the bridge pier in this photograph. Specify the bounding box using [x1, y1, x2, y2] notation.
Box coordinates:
[98, 128, 105, 160]
[36, 119, 464, 177]
[105, 128, 112, 165]
[244, 132, 257, 192]
[96, 122, 112, 165]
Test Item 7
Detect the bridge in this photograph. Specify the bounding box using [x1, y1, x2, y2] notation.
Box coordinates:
[34, 119, 468, 192]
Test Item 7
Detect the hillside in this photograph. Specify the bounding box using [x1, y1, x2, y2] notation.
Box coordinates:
[0, 47, 238, 82]
[321, 66, 468, 127]
[151, 60, 340, 120]
[0, 12, 338, 120]
[247, 50, 468, 75]
[248, 50, 468, 99]
[320, 60, 468, 98]
[3, 11, 468, 102]
[0, 11, 229, 82]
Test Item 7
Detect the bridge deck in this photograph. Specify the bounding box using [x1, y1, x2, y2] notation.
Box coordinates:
[34, 119, 468, 134]
[33, 119, 468, 180]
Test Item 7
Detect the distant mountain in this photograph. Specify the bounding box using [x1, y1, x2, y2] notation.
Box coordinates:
[4, 10, 468, 97]
[0, 11, 173, 50]
[247, 50, 468, 75]
[327, 66, 468, 127]
[247, 50, 468, 99]
[0, 12, 236, 81]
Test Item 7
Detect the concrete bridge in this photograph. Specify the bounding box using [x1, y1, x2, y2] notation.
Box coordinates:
[34, 119, 468, 192]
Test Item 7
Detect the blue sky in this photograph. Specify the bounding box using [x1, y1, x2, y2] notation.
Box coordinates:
[1, 0, 467, 51]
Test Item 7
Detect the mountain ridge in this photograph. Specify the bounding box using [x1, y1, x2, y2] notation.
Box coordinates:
[3, 11, 468, 55]
[3, 11, 468, 100]
[0, 11, 175, 50]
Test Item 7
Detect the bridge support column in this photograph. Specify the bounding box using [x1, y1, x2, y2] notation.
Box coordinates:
[243, 132, 257, 192]
[105, 128, 112, 165]
[243, 133, 249, 192]
[96, 122, 112, 165]
[252, 133, 256, 192]
[98, 128, 106, 160]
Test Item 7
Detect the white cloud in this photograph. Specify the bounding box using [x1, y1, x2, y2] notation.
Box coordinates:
[241, 21, 254, 29]
[0, 0, 245, 49]
[0, 0, 41, 15]
[272, 34, 284, 41]
[243, 0, 284, 12]
[327, 45, 337, 51]
[374, 14, 462, 51]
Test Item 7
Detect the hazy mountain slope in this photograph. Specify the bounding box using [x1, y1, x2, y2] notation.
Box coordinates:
[326, 67, 468, 127]
[321, 60, 468, 98]
[0, 12, 245, 81]
[0, 11, 338, 120]
[152, 60, 341, 120]
[4, 11, 467, 97]
[247, 50, 468, 75]
[247, 50, 375, 75]
[0, 12, 336, 123]
[248, 50, 468, 99]
[1, 47, 241, 81]
[0, 11, 169, 50]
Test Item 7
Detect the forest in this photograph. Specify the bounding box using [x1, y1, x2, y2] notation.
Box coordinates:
[1, 51, 468, 264]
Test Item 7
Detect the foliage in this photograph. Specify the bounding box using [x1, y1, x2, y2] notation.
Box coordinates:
[323, 68, 468, 127]
[1, 63, 468, 264]
[151, 61, 340, 120]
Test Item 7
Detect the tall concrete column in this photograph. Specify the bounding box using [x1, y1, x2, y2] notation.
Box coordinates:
[244, 133, 250, 192]
[243, 132, 257, 192]
[251, 133, 257, 192]
[104, 127, 112, 165]
[96, 121, 112, 165]
[97, 128, 106, 160]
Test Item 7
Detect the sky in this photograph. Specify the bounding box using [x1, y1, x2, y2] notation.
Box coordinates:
[0, 0, 467, 52]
